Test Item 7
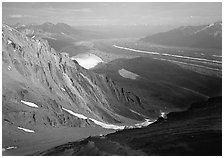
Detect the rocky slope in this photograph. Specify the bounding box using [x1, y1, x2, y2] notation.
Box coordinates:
[37, 96, 222, 156]
[2, 23, 155, 141]
[93, 57, 221, 113]
[141, 21, 222, 49]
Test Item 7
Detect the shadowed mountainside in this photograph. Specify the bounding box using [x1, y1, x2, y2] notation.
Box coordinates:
[36, 96, 222, 156]
[93, 57, 221, 112]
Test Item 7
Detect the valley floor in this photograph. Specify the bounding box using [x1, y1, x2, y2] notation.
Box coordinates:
[2, 125, 114, 156]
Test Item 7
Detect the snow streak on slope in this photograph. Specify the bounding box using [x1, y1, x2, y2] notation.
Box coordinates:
[17, 127, 35, 133]
[80, 73, 96, 87]
[21, 100, 39, 108]
[118, 68, 139, 80]
[62, 108, 88, 120]
[62, 108, 154, 130]
[62, 108, 125, 130]
[2, 146, 17, 152]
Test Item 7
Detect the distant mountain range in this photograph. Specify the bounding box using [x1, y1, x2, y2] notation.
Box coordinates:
[12, 22, 104, 42]
[141, 21, 222, 49]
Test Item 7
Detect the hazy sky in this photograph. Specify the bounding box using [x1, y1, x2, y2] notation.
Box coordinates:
[2, 2, 222, 26]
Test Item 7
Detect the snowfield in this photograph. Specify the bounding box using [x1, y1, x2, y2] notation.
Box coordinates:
[21, 100, 39, 108]
[71, 53, 104, 69]
[17, 127, 35, 133]
[118, 68, 139, 80]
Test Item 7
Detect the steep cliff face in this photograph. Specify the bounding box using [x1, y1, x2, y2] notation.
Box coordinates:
[2, 24, 149, 132]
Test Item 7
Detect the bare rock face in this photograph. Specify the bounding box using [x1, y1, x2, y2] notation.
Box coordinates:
[2, 24, 148, 130]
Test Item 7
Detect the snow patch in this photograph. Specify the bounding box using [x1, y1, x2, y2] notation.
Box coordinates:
[17, 126, 35, 133]
[2, 146, 17, 152]
[160, 112, 167, 119]
[118, 68, 139, 80]
[7, 40, 12, 44]
[21, 100, 39, 108]
[61, 87, 66, 91]
[8, 66, 11, 70]
[31, 35, 35, 39]
[6, 146, 17, 150]
[71, 53, 104, 69]
[134, 119, 153, 128]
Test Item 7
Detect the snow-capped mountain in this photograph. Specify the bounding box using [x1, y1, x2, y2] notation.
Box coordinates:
[141, 21, 222, 49]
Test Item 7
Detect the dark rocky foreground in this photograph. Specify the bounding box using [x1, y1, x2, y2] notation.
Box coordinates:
[36, 97, 222, 156]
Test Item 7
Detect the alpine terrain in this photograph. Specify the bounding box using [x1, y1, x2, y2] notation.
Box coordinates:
[2, 24, 154, 155]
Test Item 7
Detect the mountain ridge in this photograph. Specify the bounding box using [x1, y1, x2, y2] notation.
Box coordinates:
[140, 21, 222, 49]
[2, 23, 154, 133]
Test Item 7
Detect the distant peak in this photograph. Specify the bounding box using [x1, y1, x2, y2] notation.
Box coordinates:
[42, 22, 55, 26]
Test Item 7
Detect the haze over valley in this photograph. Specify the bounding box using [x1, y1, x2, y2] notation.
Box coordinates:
[2, 2, 222, 156]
